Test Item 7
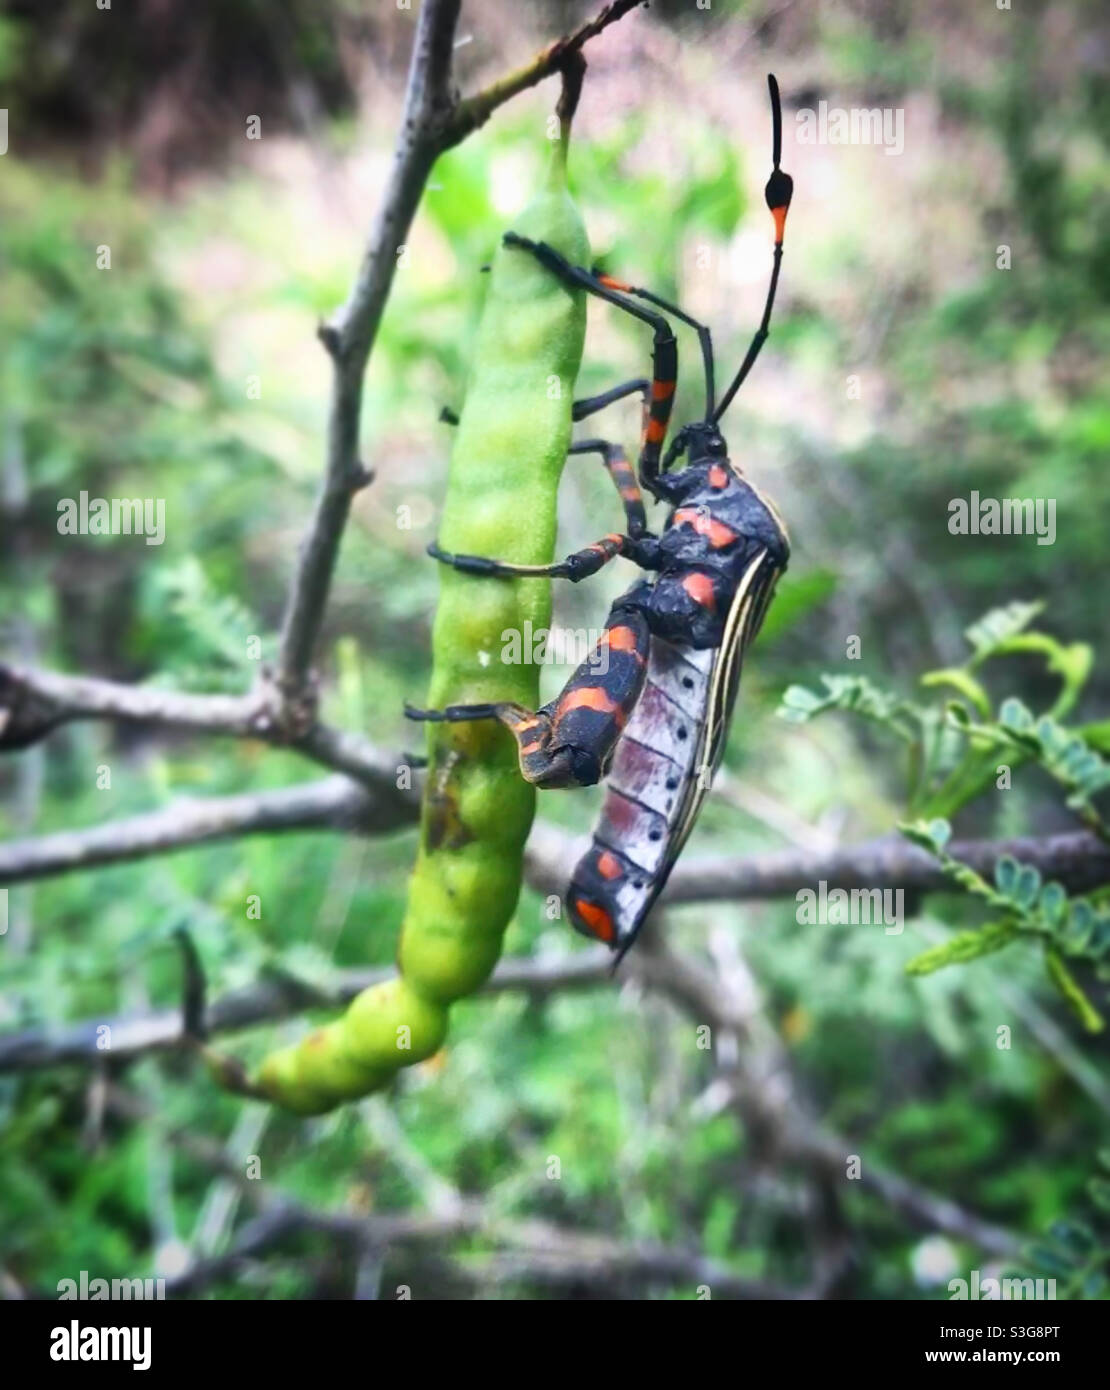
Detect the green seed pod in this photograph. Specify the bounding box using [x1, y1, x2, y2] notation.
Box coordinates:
[254, 134, 588, 1112]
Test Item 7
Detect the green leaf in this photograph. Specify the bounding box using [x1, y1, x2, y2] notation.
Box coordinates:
[1047, 1218, 1096, 1254]
[776, 674, 914, 729]
[965, 602, 1043, 662]
[1013, 864, 1042, 910]
[778, 684, 823, 721]
[900, 818, 948, 854]
[945, 700, 972, 728]
[927, 818, 952, 849]
[994, 855, 1019, 896]
[1044, 949, 1105, 1033]
[998, 696, 1034, 731]
[1063, 901, 1095, 951]
[921, 668, 992, 718]
[905, 921, 1019, 975]
[1038, 881, 1067, 926]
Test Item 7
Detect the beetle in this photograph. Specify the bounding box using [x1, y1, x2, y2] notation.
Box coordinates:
[408, 74, 794, 962]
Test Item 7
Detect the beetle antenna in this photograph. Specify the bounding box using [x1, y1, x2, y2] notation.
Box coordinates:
[770, 70, 783, 169]
[713, 74, 794, 423]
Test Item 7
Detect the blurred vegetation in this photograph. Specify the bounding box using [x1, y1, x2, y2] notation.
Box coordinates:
[1, 0, 1108, 1299]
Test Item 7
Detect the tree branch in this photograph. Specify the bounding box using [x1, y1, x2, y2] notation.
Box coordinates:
[629, 927, 1019, 1258]
[4, 935, 1014, 1265]
[441, 0, 645, 146]
[276, 0, 645, 700]
[95, 1082, 788, 1300]
[0, 0, 650, 895]
[275, 0, 462, 700]
[0, 776, 415, 887]
[525, 820, 1110, 902]
[0, 949, 611, 1072]
[2, 763, 1108, 909]
[0, 661, 412, 793]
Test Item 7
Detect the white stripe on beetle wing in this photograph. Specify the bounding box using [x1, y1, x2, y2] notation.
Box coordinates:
[665, 549, 772, 865]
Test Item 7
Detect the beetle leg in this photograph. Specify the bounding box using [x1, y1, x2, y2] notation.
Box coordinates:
[405, 605, 651, 790]
[427, 532, 660, 583]
[571, 378, 650, 422]
[441, 400, 649, 536]
[567, 438, 648, 537]
[591, 273, 716, 421]
[443, 379, 647, 432]
[503, 233, 678, 499]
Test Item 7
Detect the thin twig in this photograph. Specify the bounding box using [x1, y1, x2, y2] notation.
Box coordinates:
[0, 776, 415, 886]
[0, 662, 411, 792]
[524, 817, 1110, 902]
[276, 0, 644, 699]
[442, 0, 645, 147]
[629, 931, 1019, 1258]
[0, 950, 611, 1071]
[276, 0, 463, 700]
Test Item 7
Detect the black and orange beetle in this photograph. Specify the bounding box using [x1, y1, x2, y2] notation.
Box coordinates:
[409, 75, 794, 961]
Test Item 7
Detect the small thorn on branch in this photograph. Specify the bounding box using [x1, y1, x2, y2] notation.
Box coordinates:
[316, 321, 343, 358]
[351, 461, 376, 490]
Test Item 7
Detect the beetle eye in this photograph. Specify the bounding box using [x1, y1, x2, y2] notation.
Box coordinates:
[708, 436, 725, 454]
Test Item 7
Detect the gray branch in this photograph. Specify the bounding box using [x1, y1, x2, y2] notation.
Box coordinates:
[0, 776, 416, 887]
[0, 948, 609, 1072]
[525, 819, 1110, 901]
[0, 662, 410, 793]
[0, 0, 647, 883]
[629, 927, 1019, 1258]
[276, 0, 645, 697]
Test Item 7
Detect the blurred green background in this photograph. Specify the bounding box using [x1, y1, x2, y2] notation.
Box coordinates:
[1, 0, 1108, 1299]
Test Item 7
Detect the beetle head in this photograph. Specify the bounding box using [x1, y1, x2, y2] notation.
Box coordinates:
[667, 421, 728, 469]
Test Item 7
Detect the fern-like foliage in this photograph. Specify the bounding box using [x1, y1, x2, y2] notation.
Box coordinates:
[1018, 1152, 1110, 1300]
[900, 818, 1110, 1031]
[779, 602, 1099, 822]
[780, 603, 1110, 1032]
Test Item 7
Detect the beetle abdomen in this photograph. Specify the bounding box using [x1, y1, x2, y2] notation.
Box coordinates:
[567, 637, 713, 950]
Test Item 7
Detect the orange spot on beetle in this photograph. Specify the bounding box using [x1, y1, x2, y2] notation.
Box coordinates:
[596, 851, 623, 881]
[772, 204, 788, 245]
[598, 274, 633, 292]
[605, 625, 639, 653]
[682, 572, 717, 612]
[674, 508, 737, 549]
[558, 687, 620, 721]
[651, 379, 676, 401]
[708, 464, 729, 489]
[575, 898, 615, 942]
